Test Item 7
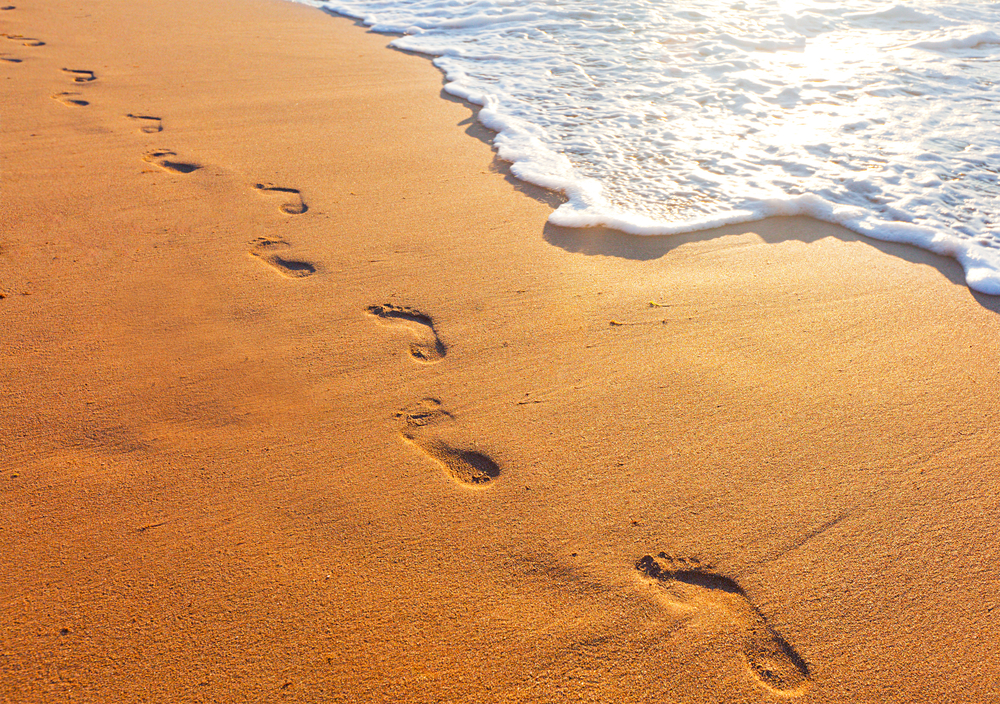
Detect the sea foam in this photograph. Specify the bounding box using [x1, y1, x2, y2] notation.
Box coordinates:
[297, 0, 1000, 294]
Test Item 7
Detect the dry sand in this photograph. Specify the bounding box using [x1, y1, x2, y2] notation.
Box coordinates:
[2, 0, 999, 701]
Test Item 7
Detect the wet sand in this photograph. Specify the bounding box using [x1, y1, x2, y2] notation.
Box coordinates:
[2, 0, 999, 701]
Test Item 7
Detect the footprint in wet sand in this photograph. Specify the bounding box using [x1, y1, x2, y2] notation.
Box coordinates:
[367, 303, 446, 363]
[143, 149, 201, 174]
[2, 33, 43, 46]
[51, 92, 88, 107]
[254, 182, 308, 215]
[636, 553, 812, 696]
[397, 398, 500, 488]
[248, 237, 316, 278]
[127, 113, 162, 133]
[62, 68, 96, 82]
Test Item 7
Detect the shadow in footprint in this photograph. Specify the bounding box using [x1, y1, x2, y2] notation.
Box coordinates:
[636, 553, 812, 696]
[51, 92, 88, 107]
[1, 54, 22, 63]
[62, 68, 96, 82]
[254, 182, 308, 215]
[127, 113, 162, 133]
[1, 6, 15, 10]
[143, 149, 200, 174]
[367, 303, 446, 363]
[2, 33, 43, 46]
[397, 399, 500, 487]
[248, 237, 316, 278]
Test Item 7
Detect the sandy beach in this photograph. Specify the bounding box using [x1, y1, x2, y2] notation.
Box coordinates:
[2, 0, 999, 701]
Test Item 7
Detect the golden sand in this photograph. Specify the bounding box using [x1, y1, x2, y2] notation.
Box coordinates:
[2, 0, 999, 701]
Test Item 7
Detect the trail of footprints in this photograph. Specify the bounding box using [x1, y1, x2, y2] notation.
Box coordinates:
[1, 7, 42, 50]
[51, 65, 96, 108]
[2, 8, 105, 110]
[16, 24, 315, 273]
[366, 304, 499, 486]
[368, 306, 808, 691]
[12, 7, 319, 283]
[636, 553, 812, 696]
[14, 14, 813, 691]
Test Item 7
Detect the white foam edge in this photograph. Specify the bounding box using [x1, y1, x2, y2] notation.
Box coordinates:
[550, 192, 1000, 295]
[316, 0, 1000, 296]
[437, 53, 1000, 294]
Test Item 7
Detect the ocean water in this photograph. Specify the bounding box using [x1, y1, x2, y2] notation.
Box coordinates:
[298, 0, 1000, 293]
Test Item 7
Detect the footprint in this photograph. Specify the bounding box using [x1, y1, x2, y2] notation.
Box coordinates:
[636, 553, 811, 696]
[248, 237, 316, 278]
[0, 54, 21, 63]
[142, 149, 201, 174]
[51, 92, 89, 107]
[62, 68, 96, 82]
[396, 399, 500, 487]
[254, 182, 308, 215]
[126, 113, 162, 133]
[1, 6, 15, 10]
[367, 303, 446, 363]
[1, 33, 43, 46]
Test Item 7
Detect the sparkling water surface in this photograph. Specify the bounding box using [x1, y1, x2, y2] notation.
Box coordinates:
[296, 0, 1000, 293]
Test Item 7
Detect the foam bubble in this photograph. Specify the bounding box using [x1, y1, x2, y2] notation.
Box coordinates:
[912, 29, 1000, 51]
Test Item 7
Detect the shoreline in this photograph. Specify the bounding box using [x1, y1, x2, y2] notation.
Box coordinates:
[321, 3, 1000, 298]
[3, 0, 1000, 702]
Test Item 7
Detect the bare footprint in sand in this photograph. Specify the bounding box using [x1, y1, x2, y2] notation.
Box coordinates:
[248, 237, 316, 278]
[636, 553, 811, 696]
[367, 303, 446, 363]
[126, 113, 162, 133]
[51, 92, 89, 107]
[62, 68, 96, 82]
[143, 149, 201, 174]
[254, 182, 308, 215]
[2, 33, 43, 46]
[1, 53, 22, 63]
[397, 399, 500, 487]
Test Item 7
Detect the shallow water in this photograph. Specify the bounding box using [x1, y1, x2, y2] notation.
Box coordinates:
[298, 0, 1000, 293]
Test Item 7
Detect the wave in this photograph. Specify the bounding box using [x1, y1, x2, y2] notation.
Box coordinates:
[305, 0, 1000, 294]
